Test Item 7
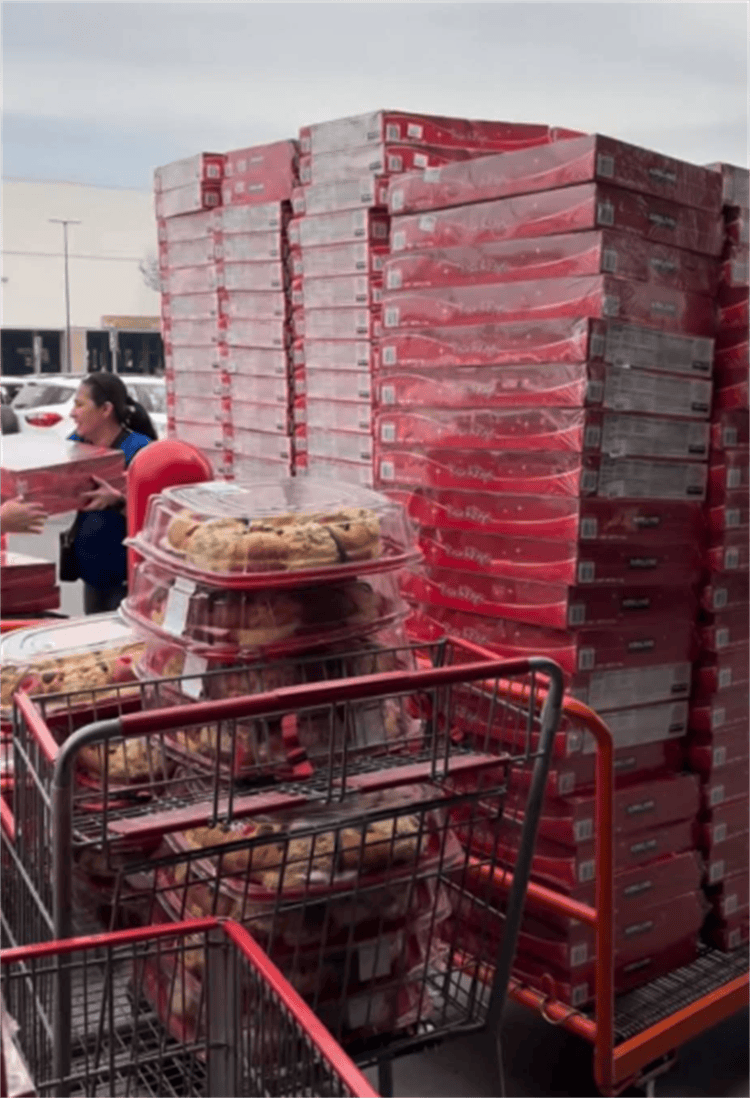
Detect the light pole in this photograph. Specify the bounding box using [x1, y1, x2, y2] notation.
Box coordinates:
[49, 218, 81, 373]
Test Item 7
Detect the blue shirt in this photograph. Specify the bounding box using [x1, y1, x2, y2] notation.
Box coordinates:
[69, 429, 152, 589]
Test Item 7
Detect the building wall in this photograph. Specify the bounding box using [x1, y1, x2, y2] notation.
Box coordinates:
[1, 179, 161, 333]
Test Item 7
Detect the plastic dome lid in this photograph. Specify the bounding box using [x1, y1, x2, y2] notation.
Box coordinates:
[128, 477, 420, 588]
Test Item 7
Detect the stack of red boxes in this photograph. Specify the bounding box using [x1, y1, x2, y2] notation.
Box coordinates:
[291, 111, 574, 484]
[154, 153, 224, 219]
[376, 134, 729, 1001]
[157, 142, 299, 479]
[693, 162, 749, 954]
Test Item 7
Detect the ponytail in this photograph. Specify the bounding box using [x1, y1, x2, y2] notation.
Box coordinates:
[83, 373, 157, 440]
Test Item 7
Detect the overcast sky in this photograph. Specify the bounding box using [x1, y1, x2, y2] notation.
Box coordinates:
[3, 1, 748, 191]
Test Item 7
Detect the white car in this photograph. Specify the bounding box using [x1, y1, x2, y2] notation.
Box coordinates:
[11, 375, 167, 439]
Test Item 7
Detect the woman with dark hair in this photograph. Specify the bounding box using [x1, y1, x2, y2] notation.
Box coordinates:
[68, 372, 156, 614]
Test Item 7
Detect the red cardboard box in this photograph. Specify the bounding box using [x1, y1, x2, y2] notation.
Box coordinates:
[299, 144, 477, 184]
[300, 111, 556, 156]
[390, 182, 724, 256]
[693, 645, 750, 694]
[704, 913, 749, 952]
[166, 345, 217, 371]
[217, 290, 288, 320]
[296, 397, 372, 434]
[375, 363, 712, 418]
[215, 202, 290, 234]
[702, 761, 750, 812]
[688, 732, 749, 780]
[417, 525, 700, 588]
[155, 183, 221, 219]
[161, 293, 218, 321]
[162, 265, 217, 294]
[699, 571, 749, 614]
[403, 566, 689, 630]
[297, 369, 371, 402]
[401, 600, 696, 677]
[389, 134, 722, 215]
[379, 316, 714, 378]
[1, 435, 126, 516]
[699, 801, 750, 853]
[393, 486, 704, 541]
[303, 307, 380, 341]
[154, 153, 224, 193]
[690, 685, 749, 734]
[707, 449, 749, 503]
[293, 453, 374, 487]
[0, 551, 56, 591]
[710, 410, 750, 452]
[302, 274, 382, 309]
[295, 427, 373, 464]
[221, 173, 295, 207]
[214, 230, 285, 263]
[705, 832, 750, 885]
[213, 260, 287, 293]
[704, 528, 750, 573]
[225, 141, 298, 180]
[157, 209, 216, 244]
[296, 209, 389, 248]
[381, 276, 716, 338]
[706, 161, 750, 208]
[725, 206, 750, 246]
[720, 243, 749, 289]
[295, 177, 389, 215]
[229, 427, 293, 463]
[383, 230, 720, 297]
[299, 340, 377, 372]
[217, 346, 290, 378]
[699, 607, 749, 652]
[215, 316, 289, 350]
[159, 237, 216, 269]
[718, 286, 749, 329]
[375, 408, 710, 461]
[294, 242, 388, 278]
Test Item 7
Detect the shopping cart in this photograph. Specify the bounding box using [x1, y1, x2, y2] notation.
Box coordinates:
[0, 917, 378, 1098]
[5, 637, 565, 1096]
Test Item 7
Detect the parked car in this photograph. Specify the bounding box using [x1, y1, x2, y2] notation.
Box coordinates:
[1, 376, 29, 406]
[11, 375, 167, 439]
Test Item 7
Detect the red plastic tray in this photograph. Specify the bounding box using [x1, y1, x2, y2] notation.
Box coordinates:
[382, 229, 720, 297]
[388, 134, 722, 215]
[378, 316, 714, 378]
[381, 276, 716, 338]
[389, 182, 724, 256]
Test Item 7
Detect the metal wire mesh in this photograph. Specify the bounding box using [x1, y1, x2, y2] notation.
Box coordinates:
[1, 921, 375, 1097]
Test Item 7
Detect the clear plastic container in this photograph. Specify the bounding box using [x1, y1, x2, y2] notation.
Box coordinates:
[0, 613, 144, 719]
[129, 478, 418, 586]
[121, 557, 406, 658]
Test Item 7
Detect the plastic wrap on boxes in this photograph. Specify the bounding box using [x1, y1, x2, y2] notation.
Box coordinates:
[375, 407, 710, 462]
[214, 260, 287, 292]
[159, 237, 216, 270]
[379, 317, 714, 378]
[707, 449, 749, 503]
[214, 201, 290, 235]
[301, 111, 556, 156]
[295, 177, 390, 216]
[403, 566, 689, 630]
[162, 265, 217, 295]
[383, 230, 721, 297]
[403, 602, 695, 678]
[706, 161, 750, 208]
[161, 293, 218, 321]
[216, 316, 289, 350]
[299, 144, 475, 186]
[297, 427, 374, 465]
[218, 290, 287, 321]
[693, 645, 750, 694]
[375, 363, 712, 418]
[699, 606, 749, 652]
[303, 307, 380, 341]
[718, 285, 750, 329]
[699, 571, 749, 614]
[296, 209, 389, 249]
[214, 230, 285, 263]
[706, 497, 750, 538]
[705, 832, 750, 886]
[154, 153, 224, 193]
[218, 346, 290, 378]
[302, 274, 382, 309]
[155, 184, 221, 220]
[690, 685, 749, 735]
[157, 209, 216, 244]
[710, 410, 750, 452]
[393, 486, 704, 542]
[390, 135, 723, 214]
[704, 528, 750, 573]
[1, 434, 126, 516]
[390, 183, 724, 256]
[417, 525, 700, 587]
[295, 242, 387, 278]
[381, 277, 716, 338]
[300, 340, 377, 372]
[707, 873, 749, 933]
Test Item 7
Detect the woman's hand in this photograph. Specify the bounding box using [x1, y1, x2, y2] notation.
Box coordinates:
[80, 476, 125, 512]
[0, 497, 48, 534]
